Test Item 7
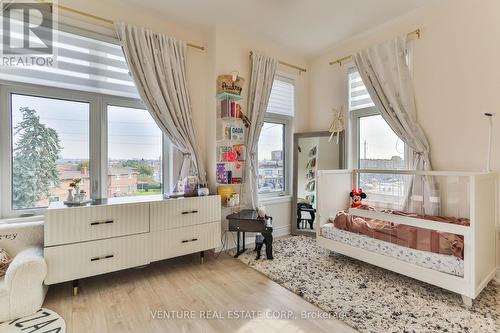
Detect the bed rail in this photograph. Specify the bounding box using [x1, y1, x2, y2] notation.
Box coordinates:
[352, 169, 491, 177]
[348, 207, 469, 235]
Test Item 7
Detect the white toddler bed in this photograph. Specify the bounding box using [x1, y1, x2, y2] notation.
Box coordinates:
[316, 169, 497, 306]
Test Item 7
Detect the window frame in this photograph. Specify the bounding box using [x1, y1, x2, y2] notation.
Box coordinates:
[257, 74, 294, 199]
[0, 80, 171, 218]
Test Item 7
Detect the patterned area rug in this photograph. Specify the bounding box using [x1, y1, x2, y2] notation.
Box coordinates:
[0, 308, 65, 332]
[236, 236, 500, 333]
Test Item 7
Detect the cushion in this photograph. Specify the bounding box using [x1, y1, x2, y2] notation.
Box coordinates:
[0, 249, 12, 277]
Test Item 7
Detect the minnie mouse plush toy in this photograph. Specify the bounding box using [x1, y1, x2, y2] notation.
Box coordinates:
[350, 188, 366, 208]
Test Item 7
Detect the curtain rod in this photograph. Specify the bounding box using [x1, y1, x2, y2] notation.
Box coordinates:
[329, 28, 421, 66]
[37, 1, 206, 51]
[249, 51, 307, 74]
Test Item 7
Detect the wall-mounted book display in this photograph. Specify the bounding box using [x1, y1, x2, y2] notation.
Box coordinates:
[216, 83, 247, 208]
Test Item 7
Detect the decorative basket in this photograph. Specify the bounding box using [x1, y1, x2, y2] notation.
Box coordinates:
[217, 75, 244, 95]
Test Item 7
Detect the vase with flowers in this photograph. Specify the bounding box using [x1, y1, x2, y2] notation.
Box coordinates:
[69, 178, 82, 202]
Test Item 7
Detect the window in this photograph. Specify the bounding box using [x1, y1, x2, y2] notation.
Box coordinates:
[107, 105, 163, 198]
[0, 28, 172, 218]
[348, 68, 408, 203]
[257, 76, 294, 196]
[258, 122, 285, 194]
[358, 115, 405, 169]
[10, 93, 90, 210]
[348, 67, 407, 170]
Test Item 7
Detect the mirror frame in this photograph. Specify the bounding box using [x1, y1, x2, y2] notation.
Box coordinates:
[291, 131, 345, 236]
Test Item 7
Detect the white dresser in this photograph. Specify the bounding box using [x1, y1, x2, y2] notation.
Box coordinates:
[44, 195, 221, 291]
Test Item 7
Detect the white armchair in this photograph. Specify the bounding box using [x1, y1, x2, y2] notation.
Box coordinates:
[0, 220, 47, 322]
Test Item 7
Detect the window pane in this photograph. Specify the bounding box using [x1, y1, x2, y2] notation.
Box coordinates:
[11, 94, 90, 210]
[359, 115, 405, 169]
[348, 70, 375, 111]
[258, 122, 284, 194]
[107, 105, 162, 198]
[358, 115, 406, 202]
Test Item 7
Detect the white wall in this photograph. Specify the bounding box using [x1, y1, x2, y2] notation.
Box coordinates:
[308, 0, 500, 265]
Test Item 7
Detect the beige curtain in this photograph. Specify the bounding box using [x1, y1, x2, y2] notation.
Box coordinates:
[354, 36, 438, 215]
[115, 23, 206, 189]
[243, 52, 278, 209]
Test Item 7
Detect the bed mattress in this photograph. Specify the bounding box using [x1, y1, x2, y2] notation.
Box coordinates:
[320, 223, 464, 277]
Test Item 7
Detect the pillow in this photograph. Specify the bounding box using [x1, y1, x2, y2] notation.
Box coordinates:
[0, 248, 12, 277]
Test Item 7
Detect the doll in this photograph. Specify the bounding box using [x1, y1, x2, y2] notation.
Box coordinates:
[350, 188, 366, 208]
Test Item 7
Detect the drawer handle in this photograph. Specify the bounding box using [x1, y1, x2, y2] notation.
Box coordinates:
[181, 238, 198, 244]
[90, 254, 114, 262]
[90, 220, 114, 226]
[181, 210, 199, 215]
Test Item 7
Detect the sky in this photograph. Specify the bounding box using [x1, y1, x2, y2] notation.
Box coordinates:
[258, 122, 284, 161]
[359, 114, 405, 160]
[11, 94, 162, 161]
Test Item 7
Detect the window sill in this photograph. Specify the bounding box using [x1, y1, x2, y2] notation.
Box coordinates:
[258, 195, 292, 205]
[0, 215, 44, 224]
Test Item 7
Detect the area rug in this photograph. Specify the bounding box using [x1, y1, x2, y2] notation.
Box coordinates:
[236, 236, 500, 333]
[0, 308, 65, 333]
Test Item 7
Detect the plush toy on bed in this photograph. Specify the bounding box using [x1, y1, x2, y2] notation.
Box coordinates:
[350, 188, 366, 208]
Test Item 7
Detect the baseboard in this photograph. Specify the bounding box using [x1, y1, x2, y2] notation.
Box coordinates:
[495, 268, 500, 283]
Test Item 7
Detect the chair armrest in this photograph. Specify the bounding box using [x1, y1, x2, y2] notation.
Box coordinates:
[4, 246, 47, 291]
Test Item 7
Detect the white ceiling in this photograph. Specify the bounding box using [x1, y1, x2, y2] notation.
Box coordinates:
[120, 0, 430, 57]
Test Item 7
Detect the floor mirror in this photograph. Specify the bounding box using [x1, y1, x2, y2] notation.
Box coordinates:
[291, 131, 345, 236]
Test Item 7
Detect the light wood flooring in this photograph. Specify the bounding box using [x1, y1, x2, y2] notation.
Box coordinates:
[44, 252, 357, 333]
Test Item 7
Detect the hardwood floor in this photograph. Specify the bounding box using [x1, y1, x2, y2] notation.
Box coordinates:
[44, 252, 357, 333]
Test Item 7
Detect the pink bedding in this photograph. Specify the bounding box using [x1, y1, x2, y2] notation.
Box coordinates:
[331, 205, 469, 259]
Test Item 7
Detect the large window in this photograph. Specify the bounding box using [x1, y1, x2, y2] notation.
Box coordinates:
[257, 77, 294, 196]
[107, 105, 163, 198]
[10, 94, 90, 210]
[349, 68, 408, 202]
[349, 68, 407, 170]
[0, 24, 175, 217]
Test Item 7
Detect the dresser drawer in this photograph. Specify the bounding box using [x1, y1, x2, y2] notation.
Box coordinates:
[44, 233, 149, 284]
[151, 222, 221, 262]
[44, 203, 149, 246]
[150, 196, 220, 231]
